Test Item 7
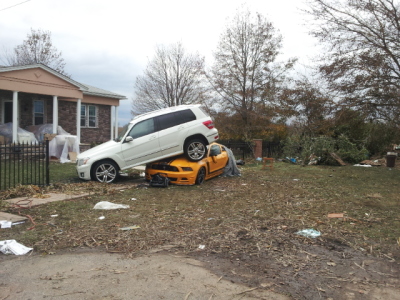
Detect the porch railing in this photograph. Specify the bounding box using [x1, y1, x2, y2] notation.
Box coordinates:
[0, 140, 49, 190]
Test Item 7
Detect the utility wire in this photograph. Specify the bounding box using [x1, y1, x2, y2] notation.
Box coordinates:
[0, 0, 31, 12]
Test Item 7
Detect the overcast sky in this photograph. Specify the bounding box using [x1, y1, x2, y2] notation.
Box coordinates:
[0, 0, 317, 126]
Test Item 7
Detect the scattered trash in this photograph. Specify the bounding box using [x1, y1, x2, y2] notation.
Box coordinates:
[256, 157, 262, 162]
[354, 164, 372, 167]
[198, 244, 205, 250]
[359, 160, 382, 166]
[296, 229, 321, 238]
[207, 218, 215, 221]
[328, 213, 344, 219]
[149, 173, 170, 187]
[50, 214, 58, 217]
[0, 220, 12, 229]
[98, 216, 105, 220]
[330, 152, 346, 166]
[130, 198, 137, 201]
[93, 201, 130, 210]
[308, 154, 319, 165]
[0, 220, 25, 229]
[293, 179, 300, 181]
[236, 159, 245, 165]
[119, 225, 140, 231]
[0, 240, 33, 255]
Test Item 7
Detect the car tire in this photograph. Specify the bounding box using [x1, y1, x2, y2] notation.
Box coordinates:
[91, 160, 119, 183]
[185, 139, 207, 161]
[195, 167, 206, 185]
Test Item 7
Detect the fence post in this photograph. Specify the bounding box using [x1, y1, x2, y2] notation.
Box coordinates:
[253, 139, 263, 159]
[45, 139, 50, 185]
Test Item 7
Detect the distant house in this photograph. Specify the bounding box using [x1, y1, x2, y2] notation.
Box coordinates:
[0, 63, 127, 144]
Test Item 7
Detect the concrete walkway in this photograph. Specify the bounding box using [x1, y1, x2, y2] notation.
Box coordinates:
[0, 192, 90, 223]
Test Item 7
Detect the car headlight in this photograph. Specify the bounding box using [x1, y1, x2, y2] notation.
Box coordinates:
[77, 157, 90, 166]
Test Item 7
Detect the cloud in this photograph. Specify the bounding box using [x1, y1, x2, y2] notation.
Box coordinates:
[0, 0, 318, 127]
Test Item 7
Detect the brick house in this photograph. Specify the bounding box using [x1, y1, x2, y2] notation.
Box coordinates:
[0, 64, 127, 144]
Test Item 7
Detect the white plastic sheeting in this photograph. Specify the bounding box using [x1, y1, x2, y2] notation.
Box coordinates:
[0, 123, 38, 144]
[27, 124, 70, 142]
[49, 135, 80, 163]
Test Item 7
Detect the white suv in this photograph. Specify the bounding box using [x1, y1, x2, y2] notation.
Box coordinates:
[76, 104, 219, 183]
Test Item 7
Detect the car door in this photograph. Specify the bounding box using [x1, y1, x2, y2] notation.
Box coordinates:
[207, 144, 227, 173]
[120, 118, 161, 167]
[155, 111, 192, 157]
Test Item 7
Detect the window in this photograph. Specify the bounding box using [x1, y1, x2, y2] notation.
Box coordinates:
[128, 118, 155, 139]
[155, 109, 196, 131]
[81, 105, 97, 128]
[34, 100, 44, 125]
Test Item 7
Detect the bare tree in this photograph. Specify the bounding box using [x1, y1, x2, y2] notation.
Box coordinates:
[132, 42, 207, 115]
[207, 9, 296, 139]
[305, 0, 400, 124]
[1, 28, 68, 76]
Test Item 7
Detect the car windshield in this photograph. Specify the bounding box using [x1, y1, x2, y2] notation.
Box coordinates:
[115, 123, 133, 142]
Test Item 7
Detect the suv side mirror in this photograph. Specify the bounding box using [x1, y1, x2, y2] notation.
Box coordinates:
[124, 136, 133, 143]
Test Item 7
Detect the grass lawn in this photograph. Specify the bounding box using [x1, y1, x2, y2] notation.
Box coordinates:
[1, 160, 400, 299]
[1, 160, 399, 259]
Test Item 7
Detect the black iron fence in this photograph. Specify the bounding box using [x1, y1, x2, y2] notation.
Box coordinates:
[262, 141, 282, 158]
[0, 140, 49, 190]
[218, 140, 254, 160]
[219, 140, 283, 159]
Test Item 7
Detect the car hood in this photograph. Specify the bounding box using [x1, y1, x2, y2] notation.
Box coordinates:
[150, 155, 204, 167]
[77, 140, 120, 158]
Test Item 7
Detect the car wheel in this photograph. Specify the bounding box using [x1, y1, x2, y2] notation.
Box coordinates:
[195, 167, 206, 185]
[91, 160, 119, 183]
[185, 139, 207, 161]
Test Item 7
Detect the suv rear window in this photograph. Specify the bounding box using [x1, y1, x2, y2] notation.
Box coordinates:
[156, 109, 196, 131]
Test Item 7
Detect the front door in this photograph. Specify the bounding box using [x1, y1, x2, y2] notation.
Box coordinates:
[4, 101, 12, 123]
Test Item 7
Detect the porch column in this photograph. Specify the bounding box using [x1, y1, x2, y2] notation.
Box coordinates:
[110, 106, 115, 140]
[114, 105, 119, 139]
[52, 96, 58, 134]
[12, 91, 18, 143]
[76, 99, 81, 142]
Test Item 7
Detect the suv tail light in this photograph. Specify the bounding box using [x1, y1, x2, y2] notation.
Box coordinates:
[203, 120, 214, 129]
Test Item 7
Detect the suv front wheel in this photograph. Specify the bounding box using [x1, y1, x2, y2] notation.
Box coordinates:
[184, 139, 207, 161]
[91, 160, 119, 183]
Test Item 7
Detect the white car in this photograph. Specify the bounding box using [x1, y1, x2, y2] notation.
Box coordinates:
[76, 104, 219, 183]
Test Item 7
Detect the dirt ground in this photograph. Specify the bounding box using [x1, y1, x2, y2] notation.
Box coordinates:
[0, 249, 288, 300]
[1, 241, 399, 300]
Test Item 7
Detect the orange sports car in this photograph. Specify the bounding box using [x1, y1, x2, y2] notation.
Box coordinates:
[145, 143, 229, 185]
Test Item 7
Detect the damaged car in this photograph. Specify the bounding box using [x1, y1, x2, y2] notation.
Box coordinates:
[145, 143, 229, 185]
[76, 104, 219, 183]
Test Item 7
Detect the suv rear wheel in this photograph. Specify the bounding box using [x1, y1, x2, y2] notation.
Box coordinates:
[185, 139, 207, 161]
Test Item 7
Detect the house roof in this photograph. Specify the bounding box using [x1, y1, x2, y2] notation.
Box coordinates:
[0, 63, 127, 100]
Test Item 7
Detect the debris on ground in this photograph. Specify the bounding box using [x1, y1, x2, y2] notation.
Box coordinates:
[0, 240, 33, 255]
[149, 173, 170, 187]
[119, 225, 140, 231]
[93, 201, 130, 210]
[296, 229, 321, 238]
[327, 213, 344, 219]
[360, 160, 383, 166]
[354, 164, 372, 167]
[330, 152, 346, 166]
